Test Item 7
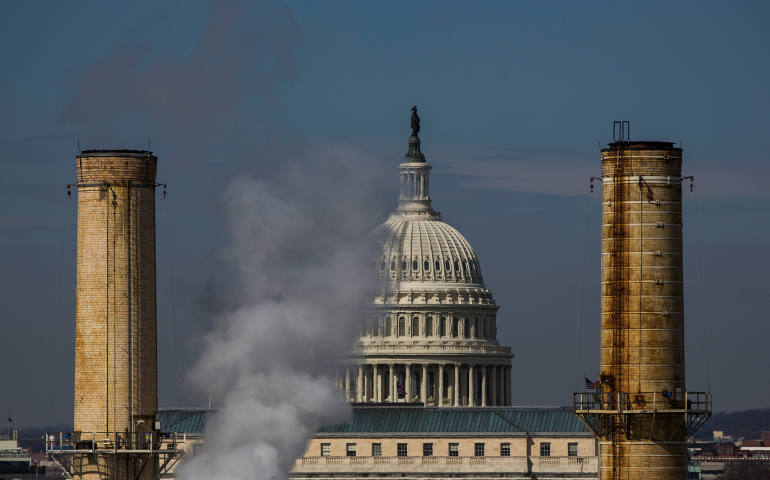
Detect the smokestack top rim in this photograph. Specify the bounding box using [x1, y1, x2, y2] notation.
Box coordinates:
[603, 141, 680, 152]
[77, 149, 156, 159]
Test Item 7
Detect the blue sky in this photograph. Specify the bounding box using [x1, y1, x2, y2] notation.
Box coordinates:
[1, 0, 768, 426]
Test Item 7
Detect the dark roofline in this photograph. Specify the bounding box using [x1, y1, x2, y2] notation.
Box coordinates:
[603, 141, 680, 151]
[78, 149, 156, 158]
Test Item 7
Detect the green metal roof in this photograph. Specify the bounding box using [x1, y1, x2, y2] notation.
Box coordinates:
[156, 406, 589, 436]
[318, 407, 590, 435]
[156, 409, 212, 435]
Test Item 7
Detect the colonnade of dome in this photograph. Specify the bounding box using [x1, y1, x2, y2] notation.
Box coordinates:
[338, 362, 511, 407]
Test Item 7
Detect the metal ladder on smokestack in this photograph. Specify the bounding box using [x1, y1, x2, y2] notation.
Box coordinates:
[610, 121, 630, 480]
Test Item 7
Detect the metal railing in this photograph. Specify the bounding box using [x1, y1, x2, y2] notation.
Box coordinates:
[574, 390, 711, 414]
[573, 390, 712, 437]
[45, 431, 185, 455]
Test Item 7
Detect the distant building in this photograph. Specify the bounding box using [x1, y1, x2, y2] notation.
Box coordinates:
[0, 433, 46, 479]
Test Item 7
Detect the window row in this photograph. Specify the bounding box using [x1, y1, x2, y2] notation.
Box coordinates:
[365, 315, 496, 340]
[320, 441, 579, 457]
[380, 256, 479, 277]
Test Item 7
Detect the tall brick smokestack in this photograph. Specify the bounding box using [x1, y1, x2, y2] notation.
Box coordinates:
[73, 150, 159, 480]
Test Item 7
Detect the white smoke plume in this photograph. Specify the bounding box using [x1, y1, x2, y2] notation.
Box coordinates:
[177, 144, 389, 480]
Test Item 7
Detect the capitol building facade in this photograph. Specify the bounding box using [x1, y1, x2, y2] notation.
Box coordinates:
[342, 120, 513, 407]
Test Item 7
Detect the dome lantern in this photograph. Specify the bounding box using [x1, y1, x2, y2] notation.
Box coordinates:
[398, 106, 433, 214]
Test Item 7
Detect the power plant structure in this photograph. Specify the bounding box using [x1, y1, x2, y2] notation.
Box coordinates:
[48, 150, 182, 480]
[574, 122, 711, 480]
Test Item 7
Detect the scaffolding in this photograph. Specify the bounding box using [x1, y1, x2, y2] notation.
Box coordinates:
[46, 430, 187, 480]
[574, 390, 712, 440]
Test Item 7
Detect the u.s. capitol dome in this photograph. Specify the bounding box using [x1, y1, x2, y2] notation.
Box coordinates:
[342, 109, 513, 407]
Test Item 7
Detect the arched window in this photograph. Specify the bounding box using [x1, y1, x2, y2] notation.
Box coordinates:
[390, 260, 396, 271]
[424, 259, 430, 271]
[398, 317, 406, 337]
[453, 260, 459, 272]
[463, 318, 469, 338]
[411, 317, 419, 337]
[435, 259, 441, 271]
[451, 318, 459, 338]
[401, 260, 407, 271]
[462, 259, 467, 273]
[439, 316, 446, 337]
[412, 259, 419, 270]
[426, 317, 433, 337]
[472, 318, 478, 338]
[385, 317, 392, 337]
[444, 259, 451, 271]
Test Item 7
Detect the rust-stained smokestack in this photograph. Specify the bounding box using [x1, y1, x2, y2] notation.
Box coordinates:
[575, 129, 711, 480]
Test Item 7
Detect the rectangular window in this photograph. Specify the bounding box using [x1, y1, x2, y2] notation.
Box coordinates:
[320, 443, 331, 457]
[568, 442, 578, 457]
[411, 317, 419, 337]
[448, 443, 459, 457]
[426, 317, 433, 336]
[398, 317, 406, 336]
[371, 443, 382, 457]
[540, 442, 551, 457]
[500, 442, 510, 457]
[423, 443, 433, 457]
[346, 443, 356, 457]
[440, 317, 446, 337]
[474, 443, 485, 457]
[397, 443, 408, 457]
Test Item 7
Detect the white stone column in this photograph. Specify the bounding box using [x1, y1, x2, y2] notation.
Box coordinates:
[364, 366, 369, 402]
[356, 365, 363, 402]
[453, 364, 460, 407]
[389, 364, 395, 402]
[438, 364, 445, 407]
[468, 364, 475, 407]
[489, 365, 497, 406]
[371, 364, 376, 402]
[481, 365, 487, 407]
[405, 364, 412, 402]
[344, 368, 350, 401]
[373, 364, 379, 402]
[421, 364, 428, 405]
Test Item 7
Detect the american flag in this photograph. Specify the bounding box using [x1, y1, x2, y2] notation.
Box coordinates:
[585, 378, 597, 390]
[397, 382, 406, 398]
